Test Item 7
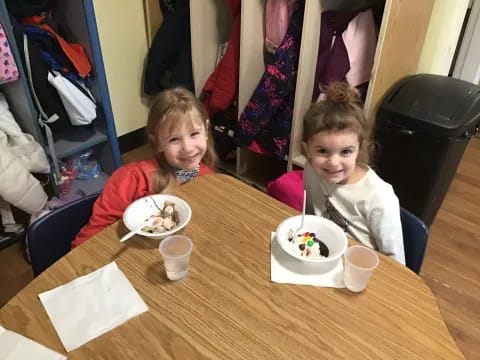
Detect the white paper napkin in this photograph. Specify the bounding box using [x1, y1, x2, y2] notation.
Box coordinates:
[0, 325, 67, 360]
[271, 232, 345, 287]
[38, 261, 148, 352]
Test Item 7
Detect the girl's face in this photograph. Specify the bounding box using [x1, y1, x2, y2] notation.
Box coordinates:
[156, 109, 208, 170]
[303, 129, 360, 185]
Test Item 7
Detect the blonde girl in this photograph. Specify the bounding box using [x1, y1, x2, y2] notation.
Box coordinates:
[73, 87, 217, 247]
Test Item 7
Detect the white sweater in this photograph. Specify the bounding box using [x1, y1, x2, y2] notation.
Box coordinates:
[304, 162, 405, 265]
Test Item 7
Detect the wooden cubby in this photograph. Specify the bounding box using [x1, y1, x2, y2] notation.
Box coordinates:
[289, 0, 435, 170]
[190, 0, 434, 190]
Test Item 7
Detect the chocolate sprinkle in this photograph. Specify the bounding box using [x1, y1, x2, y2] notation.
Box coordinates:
[318, 240, 329, 257]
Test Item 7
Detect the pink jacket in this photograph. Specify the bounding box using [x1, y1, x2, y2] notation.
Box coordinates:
[0, 24, 19, 84]
[265, 0, 297, 53]
[343, 9, 377, 87]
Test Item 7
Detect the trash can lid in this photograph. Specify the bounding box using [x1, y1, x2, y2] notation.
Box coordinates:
[380, 74, 480, 137]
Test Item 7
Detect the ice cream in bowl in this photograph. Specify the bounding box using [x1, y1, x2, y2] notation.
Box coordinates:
[275, 215, 348, 268]
[123, 194, 192, 240]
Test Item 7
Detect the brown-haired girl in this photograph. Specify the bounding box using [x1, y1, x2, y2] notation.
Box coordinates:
[73, 87, 217, 247]
[302, 82, 405, 264]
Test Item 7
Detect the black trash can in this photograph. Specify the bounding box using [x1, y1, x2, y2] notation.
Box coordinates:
[375, 74, 480, 227]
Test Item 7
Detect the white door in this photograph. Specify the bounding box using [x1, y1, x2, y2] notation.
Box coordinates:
[453, 0, 480, 84]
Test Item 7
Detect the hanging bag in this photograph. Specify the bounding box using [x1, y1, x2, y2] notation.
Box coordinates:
[47, 70, 96, 126]
[0, 24, 19, 84]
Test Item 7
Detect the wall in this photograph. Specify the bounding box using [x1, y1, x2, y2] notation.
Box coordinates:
[417, 0, 469, 75]
[93, 0, 149, 136]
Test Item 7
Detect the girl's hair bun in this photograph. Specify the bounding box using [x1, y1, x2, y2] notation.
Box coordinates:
[325, 82, 360, 104]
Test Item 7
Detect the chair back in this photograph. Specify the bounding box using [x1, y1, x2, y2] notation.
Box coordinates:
[400, 207, 429, 274]
[267, 170, 304, 211]
[27, 192, 100, 276]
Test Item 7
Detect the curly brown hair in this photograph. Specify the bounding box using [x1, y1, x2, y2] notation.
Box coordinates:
[146, 87, 217, 194]
[303, 82, 372, 164]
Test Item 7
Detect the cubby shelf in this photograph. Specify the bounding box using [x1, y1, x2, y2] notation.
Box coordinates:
[0, 0, 122, 197]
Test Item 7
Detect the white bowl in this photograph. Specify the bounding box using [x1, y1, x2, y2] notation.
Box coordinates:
[276, 215, 348, 268]
[123, 194, 192, 240]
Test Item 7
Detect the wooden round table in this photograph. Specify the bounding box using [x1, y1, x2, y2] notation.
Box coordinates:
[0, 174, 464, 359]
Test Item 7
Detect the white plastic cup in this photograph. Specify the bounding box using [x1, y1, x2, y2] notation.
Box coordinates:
[343, 246, 379, 292]
[159, 235, 193, 280]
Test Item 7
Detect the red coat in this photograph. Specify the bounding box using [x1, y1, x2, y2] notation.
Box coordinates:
[202, 0, 241, 117]
[72, 159, 212, 247]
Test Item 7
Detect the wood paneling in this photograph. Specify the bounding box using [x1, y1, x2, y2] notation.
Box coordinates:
[287, 0, 322, 171]
[189, 0, 232, 96]
[365, 0, 435, 122]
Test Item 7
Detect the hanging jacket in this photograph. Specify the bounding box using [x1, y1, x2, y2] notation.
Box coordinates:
[22, 15, 92, 77]
[0, 93, 50, 174]
[144, 0, 194, 95]
[23, 25, 82, 83]
[0, 93, 49, 224]
[312, 10, 358, 100]
[0, 24, 20, 84]
[342, 9, 377, 88]
[313, 10, 377, 101]
[202, 0, 241, 117]
[235, 0, 304, 159]
[0, 146, 48, 215]
[265, 0, 296, 53]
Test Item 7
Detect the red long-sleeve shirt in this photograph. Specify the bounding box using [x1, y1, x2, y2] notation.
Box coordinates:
[72, 159, 212, 247]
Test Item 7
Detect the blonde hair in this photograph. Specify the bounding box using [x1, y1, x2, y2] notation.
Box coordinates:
[146, 87, 217, 194]
[302, 82, 372, 164]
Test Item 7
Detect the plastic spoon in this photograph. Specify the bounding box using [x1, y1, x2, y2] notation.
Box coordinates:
[289, 189, 307, 240]
[120, 218, 154, 243]
[300, 189, 306, 231]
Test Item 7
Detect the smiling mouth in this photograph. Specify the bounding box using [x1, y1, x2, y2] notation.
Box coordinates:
[324, 169, 343, 175]
[180, 154, 199, 162]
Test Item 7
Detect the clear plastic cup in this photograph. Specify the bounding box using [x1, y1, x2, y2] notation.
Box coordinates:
[158, 235, 193, 280]
[343, 245, 379, 292]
